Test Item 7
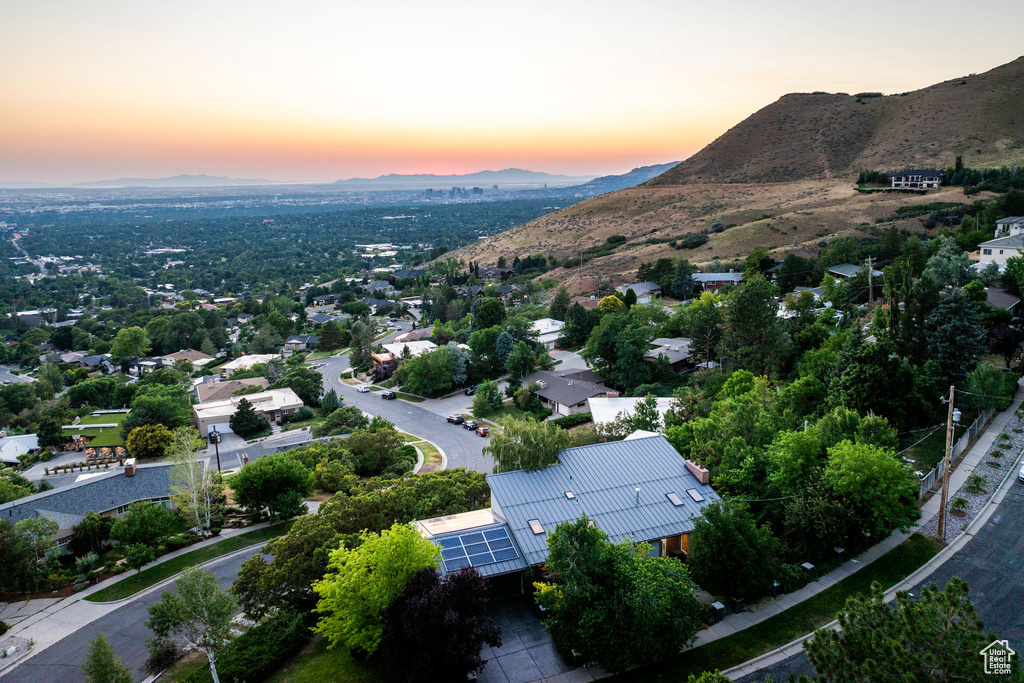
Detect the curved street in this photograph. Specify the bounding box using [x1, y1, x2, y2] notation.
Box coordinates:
[0, 546, 264, 683]
[738, 466, 1024, 682]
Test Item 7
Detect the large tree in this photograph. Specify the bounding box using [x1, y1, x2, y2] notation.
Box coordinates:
[380, 567, 502, 683]
[169, 427, 222, 535]
[549, 287, 571, 321]
[805, 578, 1005, 681]
[110, 326, 151, 363]
[484, 416, 568, 473]
[232, 452, 314, 520]
[718, 274, 790, 378]
[534, 517, 702, 673]
[313, 523, 440, 655]
[474, 297, 506, 330]
[126, 424, 174, 460]
[822, 440, 919, 537]
[229, 397, 269, 438]
[147, 567, 237, 683]
[925, 290, 986, 385]
[689, 500, 781, 600]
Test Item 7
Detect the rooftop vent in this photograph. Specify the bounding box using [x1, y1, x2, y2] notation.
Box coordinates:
[537, 380, 547, 389]
[565, 491, 575, 500]
[666, 492, 684, 507]
[686, 489, 705, 503]
[528, 519, 545, 535]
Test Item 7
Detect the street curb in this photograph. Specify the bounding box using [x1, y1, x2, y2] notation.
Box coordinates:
[722, 435, 1024, 680]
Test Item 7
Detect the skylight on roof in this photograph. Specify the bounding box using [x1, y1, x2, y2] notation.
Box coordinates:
[565, 491, 575, 499]
[686, 489, 705, 503]
[666, 492, 684, 507]
[529, 519, 545, 535]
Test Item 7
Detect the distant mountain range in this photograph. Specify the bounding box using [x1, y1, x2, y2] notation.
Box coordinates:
[575, 162, 680, 194]
[75, 174, 275, 188]
[331, 168, 594, 189]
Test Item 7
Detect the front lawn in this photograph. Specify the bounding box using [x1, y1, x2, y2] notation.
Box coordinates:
[265, 637, 385, 683]
[612, 533, 942, 681]
[86, 522, 292, 602]
[396, 392, 424, 402]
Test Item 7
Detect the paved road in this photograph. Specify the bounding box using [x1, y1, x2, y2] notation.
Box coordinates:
[318, 349, 492, 473]
[738, 476, 1024, 682]
[1, 547, 264, 683]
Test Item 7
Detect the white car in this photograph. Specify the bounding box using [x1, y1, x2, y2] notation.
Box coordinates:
[1019, 463, 1024, 483]
[357, 385, 370, 393]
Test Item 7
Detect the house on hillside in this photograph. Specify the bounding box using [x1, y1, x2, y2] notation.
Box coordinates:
[985, 286, 1021, 314]
[382, 340, 437, 359]
[283, 335, 319, 352]
[219, 354, 279, 377]
[569, 295, 601, 310]
[888, 170, 942, 189]
[0, 434, 38, 466]
[520, 369, 607, 417]
[693, 271, 744, 291]
[0, 461, 174, 548]
[978, 234, 1024, 267]
[365, 280, 395, 295]
[615, 281, 661, 304]
[479, 267, 513, 283]
[994, 217, 1024, 237]
[312, 294, 337, 307]
[644, 337, 694, 372]
[531, 318, 565, 350]
[827, 263, 883, 279]
[413, 434, 720, 597]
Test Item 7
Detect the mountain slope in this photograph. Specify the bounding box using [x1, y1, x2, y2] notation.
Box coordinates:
[450, 58, 1022, 279]
[572, 162, 680, 194]
[649, 57, 1024, 185]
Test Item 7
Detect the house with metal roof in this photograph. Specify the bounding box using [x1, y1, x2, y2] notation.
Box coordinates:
[414, 434, 719, 597]
[0, 461, 174, 544]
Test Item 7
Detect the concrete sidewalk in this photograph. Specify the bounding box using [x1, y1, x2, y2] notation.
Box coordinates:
[0, 515, 287, 677]
[721, 385, 1024, 680]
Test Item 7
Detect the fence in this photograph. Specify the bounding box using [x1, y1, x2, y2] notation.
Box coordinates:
[918, 409, 993, 499]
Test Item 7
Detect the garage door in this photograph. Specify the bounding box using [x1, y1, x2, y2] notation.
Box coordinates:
[207, 422, 233, 435]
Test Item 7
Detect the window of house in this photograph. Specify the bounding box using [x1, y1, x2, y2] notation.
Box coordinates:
[984, 249, 992, 255]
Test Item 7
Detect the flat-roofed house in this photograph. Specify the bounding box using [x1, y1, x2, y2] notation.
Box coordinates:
[887, 170, 942, 189]
[193, 387, 303, 436]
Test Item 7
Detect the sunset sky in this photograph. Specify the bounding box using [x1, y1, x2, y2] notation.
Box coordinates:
[1, 0, 1021, 184]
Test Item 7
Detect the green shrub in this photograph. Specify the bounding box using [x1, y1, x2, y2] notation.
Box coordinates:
[284, 406, 315, 424]
[211, 612, 312, 683]
[550, 412, 593, 429]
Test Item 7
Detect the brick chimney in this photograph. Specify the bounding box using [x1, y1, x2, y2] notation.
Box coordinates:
[606, 391, 620, 399]
[124, 458, 137, 477]
[685, 459, 709, 484]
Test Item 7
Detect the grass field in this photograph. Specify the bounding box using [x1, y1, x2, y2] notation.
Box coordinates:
[86, 522, 292, 602]
[396, 392, 424, 403]
[612, 533, 943, 681]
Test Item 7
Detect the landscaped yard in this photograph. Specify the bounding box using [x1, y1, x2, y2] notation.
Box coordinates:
[396, 392, 424, 402]
[413, 440, 443, 473]
[85, 522, 293, 602]
[265, 638, 385, 683]
[612, 533, 943, 681]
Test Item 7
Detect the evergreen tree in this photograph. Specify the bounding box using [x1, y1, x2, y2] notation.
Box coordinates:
[321, 388, 341, 414]
[670, 259, 695, 300]
[549, 287, 571, 321]
[562, 303, 594, 345]
[319, 320, 343, 352]
[229, 398, 269, 438]
[495, 331, 515, 369]
[348, 320, 373, 371]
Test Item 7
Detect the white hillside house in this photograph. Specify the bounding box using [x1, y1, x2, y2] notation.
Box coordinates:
[978, 217, 1024, 267]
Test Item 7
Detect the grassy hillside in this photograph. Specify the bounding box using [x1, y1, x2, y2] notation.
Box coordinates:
[651, 57, 1024, 185]
[449, 58, 1022, 278]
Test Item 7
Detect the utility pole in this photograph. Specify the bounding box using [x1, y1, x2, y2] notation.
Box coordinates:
[936, 385, 955, 542]
[212, 427, 222, 473]
[865, 256, 875, 305]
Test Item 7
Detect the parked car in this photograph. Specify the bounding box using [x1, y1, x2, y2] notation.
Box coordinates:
[464, 385, 477, 396]
[1019, 463, 1024, 483]
[381, 391, 397, 400]
[463, 420, 478, 430]
[357, 385, 370, 393]
[447, 415, 464, 425]
[476, 426, 489, 437]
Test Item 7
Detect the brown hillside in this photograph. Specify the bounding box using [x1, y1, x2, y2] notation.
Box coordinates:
[450, 58, 1021, 280]
[650, 57, 1024, 185]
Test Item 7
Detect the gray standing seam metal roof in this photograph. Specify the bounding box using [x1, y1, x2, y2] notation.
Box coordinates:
[0, 463, 174, 528]
[487, 435, 720, 568]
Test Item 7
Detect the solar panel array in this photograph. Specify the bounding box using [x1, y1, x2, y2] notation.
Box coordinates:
[439, 527, 519, 572]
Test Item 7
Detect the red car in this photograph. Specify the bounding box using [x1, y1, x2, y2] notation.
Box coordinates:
[476, 426, 489, 437]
